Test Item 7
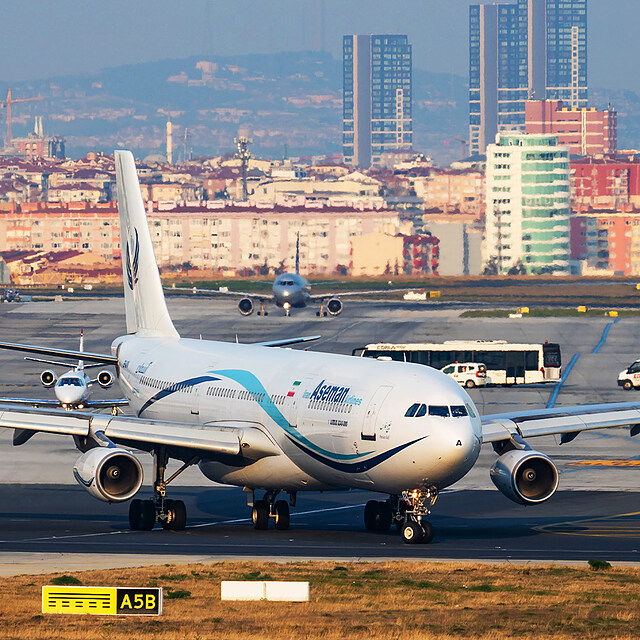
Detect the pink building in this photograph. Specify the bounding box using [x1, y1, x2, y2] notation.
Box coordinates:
[525, 100, 616, 157]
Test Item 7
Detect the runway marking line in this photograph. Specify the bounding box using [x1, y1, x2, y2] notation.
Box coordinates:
[534, 510, 640, 538]
[568, 460, 640, 467]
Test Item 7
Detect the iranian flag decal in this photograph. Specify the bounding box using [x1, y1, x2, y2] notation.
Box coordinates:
[287, 380, 301, 397]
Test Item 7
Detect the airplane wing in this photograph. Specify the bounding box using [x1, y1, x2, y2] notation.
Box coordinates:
[252, 335, 321, 348]
[308, 287, 421, 301]
[166, 286, 271, 302]
[481, 401, 640, 445]
[0, 341, 116, 365]
[24, 356, 106, 369]
[0, 403, 280, 461]
[0, 397, 129, 409]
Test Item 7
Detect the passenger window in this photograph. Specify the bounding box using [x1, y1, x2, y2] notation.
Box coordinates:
[459, 366, 466, 373]
[429, 405, 450, 417]
[451, 405, 468, 417]
[405, 403, 420, 417]
[415, 404, 427, 417]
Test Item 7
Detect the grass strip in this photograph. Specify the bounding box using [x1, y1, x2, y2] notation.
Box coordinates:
[3, 560, 640, 639]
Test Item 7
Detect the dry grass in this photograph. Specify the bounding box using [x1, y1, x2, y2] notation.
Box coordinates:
[1, 561, 639, 639]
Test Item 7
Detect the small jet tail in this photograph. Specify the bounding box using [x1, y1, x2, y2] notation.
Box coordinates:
[295, 232, 300, 276]
[114, 150, 179, 338]
[77, 329, 84, 371]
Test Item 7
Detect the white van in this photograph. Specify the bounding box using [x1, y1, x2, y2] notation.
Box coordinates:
[618, 360, 640, 390]
[441, 362, 488, 388]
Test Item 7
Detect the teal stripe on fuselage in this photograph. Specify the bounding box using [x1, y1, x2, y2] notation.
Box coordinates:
[209, 369, 374, 461]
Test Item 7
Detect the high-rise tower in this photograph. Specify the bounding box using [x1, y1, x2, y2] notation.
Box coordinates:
[343, 34, 412, 168]
[469, 0, 587, 156]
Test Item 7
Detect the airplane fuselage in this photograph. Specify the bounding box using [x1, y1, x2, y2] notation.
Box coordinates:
[114, 334, 482, 495]
[272, 273, 311, 308]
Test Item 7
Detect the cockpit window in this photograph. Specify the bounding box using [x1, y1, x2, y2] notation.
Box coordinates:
[415, 404, 427, 417]
[404, 403, 420, 417]
[465, 403, 477, 418]
[451, 405, 468, 417]
[428, 405, 450, 417]
[59, 378, 82, 387]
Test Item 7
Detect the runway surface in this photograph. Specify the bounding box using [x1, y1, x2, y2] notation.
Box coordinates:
[1, 296, 640, 568]
[1, 484, 640, 562]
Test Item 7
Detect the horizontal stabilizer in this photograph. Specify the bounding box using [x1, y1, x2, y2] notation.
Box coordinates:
[0, 341, 116, 365]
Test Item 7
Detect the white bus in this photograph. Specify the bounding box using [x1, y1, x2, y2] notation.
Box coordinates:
[352, 340, 562, 386]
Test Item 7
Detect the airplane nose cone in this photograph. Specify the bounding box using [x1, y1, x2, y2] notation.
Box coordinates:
[430, 418, 481, 487]
[55, 385, 85, 406]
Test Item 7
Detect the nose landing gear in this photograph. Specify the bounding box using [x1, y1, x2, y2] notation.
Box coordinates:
[363, 487, 438, 544]
[399, 487, 438, 544]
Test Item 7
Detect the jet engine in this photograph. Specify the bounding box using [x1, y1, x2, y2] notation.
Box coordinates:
[73, 448, 143, 503]
[97, 370, 114, 388]
[40, 370, 57, 388]
[490, 449, 558, 505]
[326, 297, 343, 316]
[238, 298, 254, 316]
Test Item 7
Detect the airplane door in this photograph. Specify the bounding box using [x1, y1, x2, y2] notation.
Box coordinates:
[361, 385, 392, 441]
[284, 376, 314, 428]
[190, 385, 201, 421]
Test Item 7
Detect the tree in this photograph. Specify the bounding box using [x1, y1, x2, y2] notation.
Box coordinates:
[482, 257, 499, 276]
[507, 260, 527, 276]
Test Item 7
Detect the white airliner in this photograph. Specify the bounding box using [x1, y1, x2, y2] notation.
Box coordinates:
[173, 235, 419, 317]
[0, 150, 640, 543]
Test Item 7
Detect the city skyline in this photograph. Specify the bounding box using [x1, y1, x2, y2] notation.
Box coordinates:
[0, 0, 636, 92]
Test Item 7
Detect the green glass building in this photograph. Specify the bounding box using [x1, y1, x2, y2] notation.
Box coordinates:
[485, 133, 570, 274]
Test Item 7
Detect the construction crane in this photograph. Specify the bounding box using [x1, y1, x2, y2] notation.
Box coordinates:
[0, 88, 44, 149]
[454, 136, 468, 161]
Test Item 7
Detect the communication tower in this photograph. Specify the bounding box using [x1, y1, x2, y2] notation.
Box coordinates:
[235, 135, 252, 200]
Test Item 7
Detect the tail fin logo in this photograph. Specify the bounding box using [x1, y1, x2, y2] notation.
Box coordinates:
[125, 228, 140, 290]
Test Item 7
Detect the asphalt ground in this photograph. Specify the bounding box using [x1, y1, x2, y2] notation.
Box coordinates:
[0, 296, 640, 570]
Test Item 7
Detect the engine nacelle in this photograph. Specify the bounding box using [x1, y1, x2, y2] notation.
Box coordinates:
[238, 297, 254, 316]
[490, 449, 558, 505]
[97, 369, 114, 388]
[327, 297, 343, 316]
[73, 448, 143, 503]
[41, 370, 57, 388]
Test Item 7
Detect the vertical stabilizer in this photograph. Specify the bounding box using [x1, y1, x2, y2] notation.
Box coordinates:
[77, 329, 84, 371]
[114, 150, 179, 338]
[295, 232, 300, 275]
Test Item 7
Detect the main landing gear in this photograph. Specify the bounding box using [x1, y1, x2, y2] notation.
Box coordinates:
[257, 301, 268, 316]
[247, 488, 295, 531]
[364, 487, 438, 544]
[129, 448, 198, 532]
[316, 300, 327, 317]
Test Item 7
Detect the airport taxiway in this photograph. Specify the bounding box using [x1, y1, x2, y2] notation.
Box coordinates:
[1, 297, 640, 570]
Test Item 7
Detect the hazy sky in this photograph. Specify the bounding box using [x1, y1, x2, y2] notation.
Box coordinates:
[1, 1, 636, 90]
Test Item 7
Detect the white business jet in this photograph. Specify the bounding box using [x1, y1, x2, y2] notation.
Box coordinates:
[0, 330, 126, 416]
[0, 150, 639, 544]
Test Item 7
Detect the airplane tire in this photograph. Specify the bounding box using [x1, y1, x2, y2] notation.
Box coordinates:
[141, 500, 156, 531]
[129, 499, 143, 530]
[253, 499, 269, 530]
[168, 500, 187, 531]
[375, 501, 392, 532]
[364, 500, 378, 531]
[274, 500, 290, 530]
[401, 521, 424, 544]
[420, 520, 434, 544]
